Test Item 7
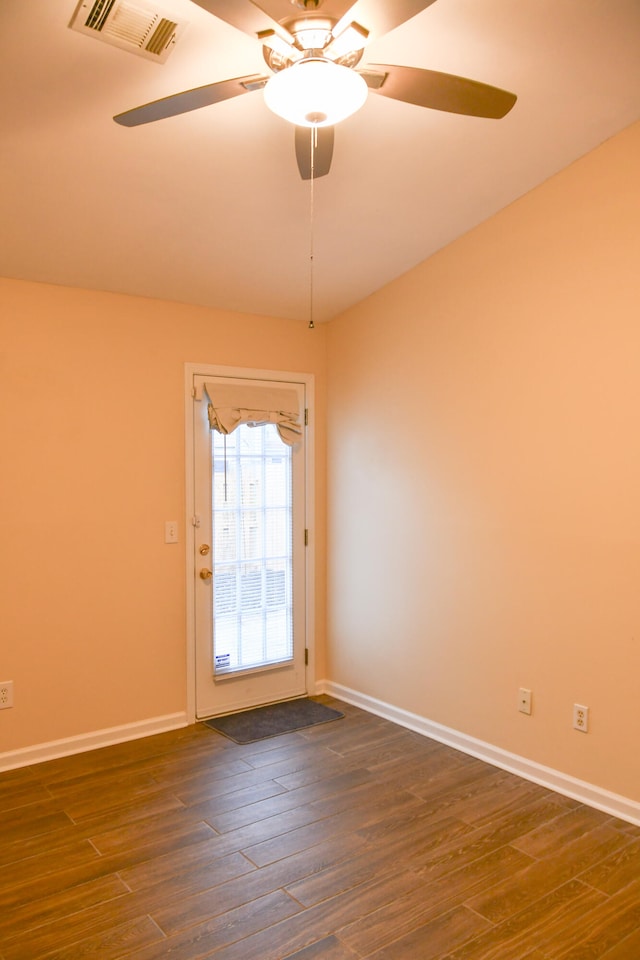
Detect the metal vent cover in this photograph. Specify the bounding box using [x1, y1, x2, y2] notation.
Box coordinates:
[69, 0, 186, 63]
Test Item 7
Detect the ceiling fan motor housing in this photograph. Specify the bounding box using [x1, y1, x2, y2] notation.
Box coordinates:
[260, 15, 366, 73]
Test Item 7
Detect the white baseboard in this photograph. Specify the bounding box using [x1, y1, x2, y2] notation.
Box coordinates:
[0, 712, 189, 772]
[317, 680, 640, 828]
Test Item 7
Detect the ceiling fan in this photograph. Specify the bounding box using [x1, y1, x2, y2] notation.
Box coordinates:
[113, 0, 517, 179]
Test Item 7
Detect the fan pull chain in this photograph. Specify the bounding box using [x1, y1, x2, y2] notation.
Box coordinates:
[308, 127, 315, 330]
[223, 433, 228, 502]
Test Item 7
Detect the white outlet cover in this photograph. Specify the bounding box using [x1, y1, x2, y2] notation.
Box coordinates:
[518, 687, 532, 715]
[0, 681, 14, 709]
[573, 703, 589, 732]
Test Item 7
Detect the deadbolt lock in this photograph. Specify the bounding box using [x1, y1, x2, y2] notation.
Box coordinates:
[199, 544, 210, 555]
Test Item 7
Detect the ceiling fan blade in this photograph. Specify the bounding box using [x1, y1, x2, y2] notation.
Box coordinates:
[113, 75, 268, 127]
[335, 0, 437, 43]
[187, 0, 279, 38]
[192, 0, 361, 36]
[364, 64, 517, 119]
[251, 0, 359, 26]
[295, 126, 335, 180]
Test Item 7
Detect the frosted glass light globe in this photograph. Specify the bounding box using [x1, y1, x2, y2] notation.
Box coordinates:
[264, 58, 368, 127]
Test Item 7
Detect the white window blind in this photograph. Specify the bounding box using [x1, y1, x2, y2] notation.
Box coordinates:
[211, 422, 293, 675]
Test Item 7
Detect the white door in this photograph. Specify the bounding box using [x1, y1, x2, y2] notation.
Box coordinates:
[193, 373, 307, 718]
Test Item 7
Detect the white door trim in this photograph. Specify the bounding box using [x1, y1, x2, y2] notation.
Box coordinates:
[184, 362, 315, 724]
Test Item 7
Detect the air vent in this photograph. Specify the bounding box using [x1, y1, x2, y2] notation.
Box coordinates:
[69, 0, 186, 63]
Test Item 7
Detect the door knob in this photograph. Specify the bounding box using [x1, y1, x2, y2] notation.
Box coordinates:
[199, 568, 213, 580]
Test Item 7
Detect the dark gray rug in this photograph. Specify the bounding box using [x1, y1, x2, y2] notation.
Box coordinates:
[202, 697, 344, 744]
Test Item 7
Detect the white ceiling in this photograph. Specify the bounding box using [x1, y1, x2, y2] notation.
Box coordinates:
[2, 0, 639, 322]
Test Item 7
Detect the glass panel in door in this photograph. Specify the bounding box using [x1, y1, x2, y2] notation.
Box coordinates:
[212, 422, 293, 676]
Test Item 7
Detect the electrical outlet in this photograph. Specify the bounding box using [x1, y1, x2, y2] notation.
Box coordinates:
[573, 703, 589, 733]
[518, 687, 532, 715]
[0, 681, 14, 709]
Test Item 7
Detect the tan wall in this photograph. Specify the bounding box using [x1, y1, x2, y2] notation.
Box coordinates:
[326, 121, 640, 802]
[0, 280, 326, 753]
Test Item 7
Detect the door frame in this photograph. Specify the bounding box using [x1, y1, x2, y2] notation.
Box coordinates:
[184, 362, 316, 723]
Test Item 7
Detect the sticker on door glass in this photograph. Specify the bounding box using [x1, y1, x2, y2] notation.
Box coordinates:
[215, 653, 231, 671]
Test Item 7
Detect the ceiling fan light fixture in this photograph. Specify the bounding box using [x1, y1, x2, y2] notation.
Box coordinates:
[264, 58, 368, 127]
[325, 21, 369, 60]
[293, 24, 332, 50]
[258, 28, 302, 64]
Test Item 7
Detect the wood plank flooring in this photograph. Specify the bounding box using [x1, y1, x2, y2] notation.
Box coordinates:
[2, 698, 640, 959]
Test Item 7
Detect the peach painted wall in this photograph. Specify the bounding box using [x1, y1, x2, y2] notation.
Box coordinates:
[326, 121, 640, 802]
[0, 280, 326, 754]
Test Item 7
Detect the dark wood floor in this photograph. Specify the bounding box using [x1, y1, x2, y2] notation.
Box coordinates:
[2, 697, 640, 960]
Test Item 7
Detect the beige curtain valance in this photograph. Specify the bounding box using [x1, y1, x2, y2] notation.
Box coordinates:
[203, 382, 302, 446]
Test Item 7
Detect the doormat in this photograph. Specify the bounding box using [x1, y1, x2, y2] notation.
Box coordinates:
[202, 698, 344, 744]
